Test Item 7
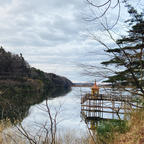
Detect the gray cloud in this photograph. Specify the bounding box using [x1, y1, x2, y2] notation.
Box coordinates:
[0, 0, 127, 82]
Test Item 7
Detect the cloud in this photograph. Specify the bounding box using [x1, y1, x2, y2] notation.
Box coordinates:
[0, 0, 86, 48]
[0, 0, 133, 82]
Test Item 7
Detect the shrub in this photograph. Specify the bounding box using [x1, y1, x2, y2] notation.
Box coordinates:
[96, 120, 129, 143]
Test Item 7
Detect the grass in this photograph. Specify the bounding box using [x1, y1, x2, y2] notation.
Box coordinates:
[96, 119, 129, 144]
[0, 121, 90, 144]
[0, 109, 143, 144]
[90, 108, 144, 144]
[113, 108, 144, 144]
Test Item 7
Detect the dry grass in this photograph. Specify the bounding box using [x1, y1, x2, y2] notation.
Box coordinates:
[0, 119, 26, 144]
[0, 121, 90, 144]
[1, 109, 143, 144]
[113, 109, 144, 144]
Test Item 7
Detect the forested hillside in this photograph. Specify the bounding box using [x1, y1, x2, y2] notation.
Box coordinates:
[0, 47, 72, 121]
[0, 47, 30, 77]
[0, 47, 72, 93]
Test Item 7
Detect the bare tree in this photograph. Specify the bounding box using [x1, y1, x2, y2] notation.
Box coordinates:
[85, 0, 121, 29]
[11, 98, 63, 144]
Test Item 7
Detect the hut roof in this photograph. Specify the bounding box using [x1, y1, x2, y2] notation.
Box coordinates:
[92, 80, 99, 90]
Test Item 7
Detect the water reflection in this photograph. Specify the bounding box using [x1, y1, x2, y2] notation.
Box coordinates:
[80, 87, 139, 131]
[22, 87, 87, 135]
[1, 86, 138, 137]
[0, 87, 71, 122]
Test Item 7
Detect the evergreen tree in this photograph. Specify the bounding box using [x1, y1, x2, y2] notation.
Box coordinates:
[0, 47, 30, 77]
[101, 5, 144, 91]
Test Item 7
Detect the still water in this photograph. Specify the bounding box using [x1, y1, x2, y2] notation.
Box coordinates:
[21, 87, 87, 135]
[20, 87, 132, 136]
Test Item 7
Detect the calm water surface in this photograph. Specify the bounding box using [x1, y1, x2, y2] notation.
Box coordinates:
[21, 87, 131, 136]
[21, 87, 87, 134]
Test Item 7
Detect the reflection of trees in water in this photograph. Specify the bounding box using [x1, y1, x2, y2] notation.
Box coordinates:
[0, 87, 71, 123]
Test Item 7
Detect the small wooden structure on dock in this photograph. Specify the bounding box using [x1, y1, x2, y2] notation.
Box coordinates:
[81, 81, 136, 130]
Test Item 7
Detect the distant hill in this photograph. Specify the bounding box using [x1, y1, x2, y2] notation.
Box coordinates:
[0, 47, 73, 93]
[73, 83, 93, 87]
[0, 47, 73, 121]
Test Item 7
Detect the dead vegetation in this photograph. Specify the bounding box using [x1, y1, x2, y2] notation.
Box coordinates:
[113, 109, 144, 144]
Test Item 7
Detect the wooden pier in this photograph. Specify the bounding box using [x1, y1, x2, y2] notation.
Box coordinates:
[80, 81, 139, 131]
[81, 93, 136, 123]
[81, 93, 133, 104]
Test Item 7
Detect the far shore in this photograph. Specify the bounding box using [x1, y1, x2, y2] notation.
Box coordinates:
[72, 83, 134, 88]
[72, 83, 112, 88]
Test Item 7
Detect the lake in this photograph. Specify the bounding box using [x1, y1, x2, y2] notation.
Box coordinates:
[21, 87, 88, 136]
[20, 86, 132, 136]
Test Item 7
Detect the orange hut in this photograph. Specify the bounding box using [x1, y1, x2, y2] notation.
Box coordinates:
[91, 80, 99, 96]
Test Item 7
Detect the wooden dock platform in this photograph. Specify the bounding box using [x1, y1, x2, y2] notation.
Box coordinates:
[80, 93, 136, 124]
[79, 81, 140, 131]
[81, 93, 134, 104]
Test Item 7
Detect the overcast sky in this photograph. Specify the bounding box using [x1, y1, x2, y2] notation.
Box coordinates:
[0, 0, 143, 82]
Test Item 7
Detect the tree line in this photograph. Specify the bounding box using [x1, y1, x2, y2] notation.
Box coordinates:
[0, 47, 30, 78]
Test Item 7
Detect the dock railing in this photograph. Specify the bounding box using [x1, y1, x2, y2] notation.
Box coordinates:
[81, 92, 137, 123]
